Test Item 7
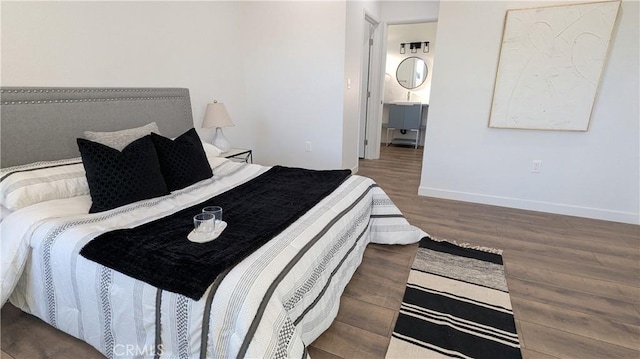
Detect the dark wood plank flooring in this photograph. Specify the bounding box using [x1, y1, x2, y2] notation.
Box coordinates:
[310, 145, 639, 359]
[2, 145, 639, 359]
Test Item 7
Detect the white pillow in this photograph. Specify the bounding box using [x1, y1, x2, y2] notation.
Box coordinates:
[0, 158, 89, 211]
[84, 122, 160, 151]
[0, 205, 10, 223]
[202, 142, 222, 158]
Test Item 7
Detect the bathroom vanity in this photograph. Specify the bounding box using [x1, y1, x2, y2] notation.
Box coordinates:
[385, 102, 427, 148]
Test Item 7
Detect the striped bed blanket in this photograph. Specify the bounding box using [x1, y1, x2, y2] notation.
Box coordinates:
[6, 158, 424, 358]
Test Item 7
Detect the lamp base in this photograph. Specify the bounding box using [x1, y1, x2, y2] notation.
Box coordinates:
[212, 127, 231, 153]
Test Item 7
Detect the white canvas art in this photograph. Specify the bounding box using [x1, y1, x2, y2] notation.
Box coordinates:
[489, 1, 620, 131]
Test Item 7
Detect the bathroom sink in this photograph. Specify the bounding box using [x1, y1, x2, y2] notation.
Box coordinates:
[391, 101, 423, 105]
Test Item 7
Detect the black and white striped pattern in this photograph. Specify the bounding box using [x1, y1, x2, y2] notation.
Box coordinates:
[7, 157, 425, 358]
[0, 157, 88, 211]
[386, 237, 522, 359]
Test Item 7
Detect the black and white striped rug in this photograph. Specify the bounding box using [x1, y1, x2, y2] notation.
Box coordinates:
[385, 237, 522, 359]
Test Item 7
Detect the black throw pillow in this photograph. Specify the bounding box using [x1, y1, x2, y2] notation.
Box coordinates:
[150, 128, 213, 191]
[78, 136, 169, 213]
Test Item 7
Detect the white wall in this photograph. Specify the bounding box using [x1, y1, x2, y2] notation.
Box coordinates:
[239, 1, 347, 169]
[2, 1, 349, 170]
[384, 22, 437, 104]
[421, 0, 640, 224]
[380, 1, 440, 23]
[1, 1, 251, 148]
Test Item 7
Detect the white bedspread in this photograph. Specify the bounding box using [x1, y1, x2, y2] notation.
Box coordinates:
[2, 158, 424, 358]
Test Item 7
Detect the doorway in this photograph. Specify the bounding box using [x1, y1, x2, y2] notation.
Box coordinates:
[379, 21, 437, 155]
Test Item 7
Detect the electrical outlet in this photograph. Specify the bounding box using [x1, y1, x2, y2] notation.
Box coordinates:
[305, 141, 312, 152]
[531, 160, 542, 173]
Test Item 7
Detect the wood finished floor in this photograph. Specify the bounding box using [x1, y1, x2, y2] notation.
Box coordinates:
[2, 145, 639, 359]
[310, 146, 640, 359]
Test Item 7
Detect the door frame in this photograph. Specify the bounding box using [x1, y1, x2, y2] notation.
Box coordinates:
[358, 11, 380, 160]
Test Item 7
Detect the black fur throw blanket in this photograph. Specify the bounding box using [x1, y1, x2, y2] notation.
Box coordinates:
[80, 166, 351, 300]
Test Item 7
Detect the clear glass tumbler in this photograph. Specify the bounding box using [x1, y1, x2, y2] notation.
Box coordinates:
[202, 206, 223, 227]
[193, 212, 215, 236]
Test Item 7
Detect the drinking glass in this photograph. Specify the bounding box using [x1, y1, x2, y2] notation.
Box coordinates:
[202, 206, 223, 227]
[193, 213, 215, 235]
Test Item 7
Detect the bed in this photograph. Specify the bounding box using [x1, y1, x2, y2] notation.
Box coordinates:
[0, 87, 424, 358]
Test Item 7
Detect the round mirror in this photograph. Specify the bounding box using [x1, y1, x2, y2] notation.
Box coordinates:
[396, 57, 428, 89]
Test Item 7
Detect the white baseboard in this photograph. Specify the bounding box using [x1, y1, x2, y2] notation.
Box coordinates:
[351, 164, 359, 174]
[418, 186, 640, 225]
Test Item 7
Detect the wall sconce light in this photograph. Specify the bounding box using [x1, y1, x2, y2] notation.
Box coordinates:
[400, 41, 430, 54]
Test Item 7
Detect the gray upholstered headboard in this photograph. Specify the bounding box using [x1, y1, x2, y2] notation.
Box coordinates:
[0, 87, 194, 167]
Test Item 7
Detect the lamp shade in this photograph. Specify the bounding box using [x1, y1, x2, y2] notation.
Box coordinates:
[203, 101, 234, 128]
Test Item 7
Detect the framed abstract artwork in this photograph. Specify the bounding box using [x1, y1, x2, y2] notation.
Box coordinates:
[489, 1, 621, 131]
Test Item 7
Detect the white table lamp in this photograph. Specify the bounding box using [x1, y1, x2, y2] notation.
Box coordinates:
[203, 100, 234, 152]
